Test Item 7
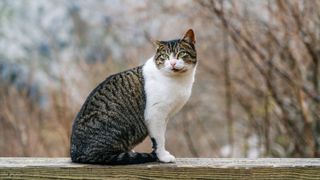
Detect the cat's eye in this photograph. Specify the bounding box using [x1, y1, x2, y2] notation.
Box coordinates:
[160, 54, 169, 59]
[178, 52, 189, 58]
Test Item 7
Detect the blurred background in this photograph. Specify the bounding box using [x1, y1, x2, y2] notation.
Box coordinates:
[0, 0, 319, 158]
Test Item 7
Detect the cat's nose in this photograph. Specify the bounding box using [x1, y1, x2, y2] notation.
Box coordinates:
[170, 59, 177, 67]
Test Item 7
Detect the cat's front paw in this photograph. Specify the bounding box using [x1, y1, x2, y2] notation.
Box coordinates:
[157, 150, 176, 163]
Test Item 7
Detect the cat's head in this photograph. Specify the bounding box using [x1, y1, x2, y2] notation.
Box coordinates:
[153, 29, 197, 75]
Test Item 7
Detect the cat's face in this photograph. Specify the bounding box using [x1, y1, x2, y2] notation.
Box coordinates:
[154, 29, 197, 75]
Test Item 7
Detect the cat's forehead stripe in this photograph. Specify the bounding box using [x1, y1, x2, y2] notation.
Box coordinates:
[159, 39, 195, 53]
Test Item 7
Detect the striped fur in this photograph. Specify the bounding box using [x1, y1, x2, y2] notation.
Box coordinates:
[70, 66, 157, 164]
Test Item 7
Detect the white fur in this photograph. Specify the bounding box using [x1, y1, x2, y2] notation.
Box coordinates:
[143, 56, 196, 163]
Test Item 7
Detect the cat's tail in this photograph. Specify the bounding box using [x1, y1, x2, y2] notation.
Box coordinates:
[71, 149, 158, 165]
[106, 151, 158, 165]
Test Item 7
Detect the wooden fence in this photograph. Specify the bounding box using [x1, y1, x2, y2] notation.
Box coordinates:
[1, 158, 320, 179]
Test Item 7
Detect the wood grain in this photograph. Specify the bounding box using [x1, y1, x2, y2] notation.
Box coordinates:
[0, 158, 320, 179]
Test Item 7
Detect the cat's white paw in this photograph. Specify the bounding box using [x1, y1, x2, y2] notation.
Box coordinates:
[157, 150, 176, 163]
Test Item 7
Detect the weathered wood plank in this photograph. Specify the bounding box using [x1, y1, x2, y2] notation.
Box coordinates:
[0, 158, 320, 179]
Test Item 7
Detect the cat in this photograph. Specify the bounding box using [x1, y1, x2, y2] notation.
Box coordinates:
[70, 29, 197, 165]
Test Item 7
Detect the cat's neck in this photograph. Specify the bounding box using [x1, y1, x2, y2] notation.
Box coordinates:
[143, 56, 196, 84]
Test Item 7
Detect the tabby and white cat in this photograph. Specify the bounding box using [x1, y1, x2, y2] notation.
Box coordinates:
[70, 29, 197, 165]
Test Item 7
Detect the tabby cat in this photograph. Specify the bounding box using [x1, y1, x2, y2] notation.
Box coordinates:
[70, 29, 197, 165]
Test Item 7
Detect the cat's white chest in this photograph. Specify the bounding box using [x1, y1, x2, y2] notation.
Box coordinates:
[146, 76, 191, 118]
[143, 57, 195, 122]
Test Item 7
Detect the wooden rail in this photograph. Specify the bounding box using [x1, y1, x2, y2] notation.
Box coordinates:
[0, 158, 320, 179]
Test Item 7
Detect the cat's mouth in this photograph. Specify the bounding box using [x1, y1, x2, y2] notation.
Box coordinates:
[172, 67, 187, 73]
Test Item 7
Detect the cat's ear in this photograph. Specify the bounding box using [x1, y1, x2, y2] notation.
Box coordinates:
[152, 40, 164, 49]
[182, 29, 196, 44]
